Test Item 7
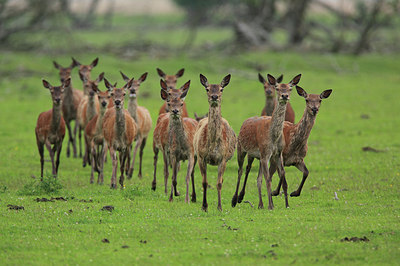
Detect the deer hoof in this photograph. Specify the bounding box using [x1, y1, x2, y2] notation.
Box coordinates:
[202, 203, 208, 212]
[191, 194, 196, 203]
[290, 191, 300, 197]
[231, 194, 238, 207]
[271, 190, 280, 196]
[175, 191, 181, 197]
[151, 182, 156, 191]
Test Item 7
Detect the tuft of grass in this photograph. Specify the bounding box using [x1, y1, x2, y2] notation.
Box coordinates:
[18, 175, 63, 196]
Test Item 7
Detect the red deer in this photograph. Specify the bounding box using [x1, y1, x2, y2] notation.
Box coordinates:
[120, 71, 152, 179]
[233, 87, 332, 204]
[53, 60, 84, 158]
[193, 74, 236, 211]
[152, 80, 198, 202]
[72, 57, 99, 95]
[156, 68, 189, 117]
[102, 78, 137, 189]
[35, 78, 69, 179]
[258, 73, 295, 123]
[85, 88, 112, 184]
[77, 72, 104, 166]
[231, 74, 301, 210]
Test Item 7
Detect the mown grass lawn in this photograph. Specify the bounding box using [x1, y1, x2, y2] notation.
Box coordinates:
[0, 18, 399, 264]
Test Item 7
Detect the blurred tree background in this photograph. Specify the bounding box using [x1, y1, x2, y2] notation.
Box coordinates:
[0, 0, 399, 55]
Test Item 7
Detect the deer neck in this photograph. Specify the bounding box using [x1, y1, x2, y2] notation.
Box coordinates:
[269, 100, 287, 141]
[168, 115, 188, 152]
[115, 107, 126, 136]
[292, 109, 316, 148]
[95, 107, 107, 134]
[62, 83, 74, 111]
[86, 95, 97, 122]
[51, 103, 62, 134]
[128, 97, 138, 123]
[264, 96, 276, 116]
[207, 105, 222, 144]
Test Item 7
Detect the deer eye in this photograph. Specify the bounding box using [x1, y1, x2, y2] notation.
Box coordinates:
[206, 88, 209, 92]
[181, 103, 183, 106]
[220, 89, 224, 92]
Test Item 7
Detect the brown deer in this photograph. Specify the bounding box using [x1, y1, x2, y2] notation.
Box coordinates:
[85, 88, 111, 184]
[233, 87, 332, 204]
[152, 80, 198, 202]
[259, 73, 295, 123]
[72, 57, 99, 95]
[231, 74, 301, 210]
[120, 71, 152, 179]
[193, 74, 237, 211]
[53, 60, 84, 158]
[102, 78, 137, 189]
[35, 78, 69, 179]
[156, 68, 189, 117]
[77, 72, 104, 166]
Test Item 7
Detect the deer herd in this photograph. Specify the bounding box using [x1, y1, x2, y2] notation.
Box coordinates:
[35, 57, 332, 212]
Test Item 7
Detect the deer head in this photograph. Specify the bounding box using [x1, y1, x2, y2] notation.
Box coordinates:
[258, 73, 283, 98]
[157, 68, 184, 90]
[296, 86, 332, 116]
[42, 78, 70, 106]
[104, 78, 133, 109]
[96, 88, 111, 109]
[267, 74, 301, 104]
[120, 71, 148, 99]
[80, 72, 104, 96]
[160, 79, 190, 119]
[72, 57, 99, 81]
[200, 74, 231, 108]
[53, 60, 77, 83]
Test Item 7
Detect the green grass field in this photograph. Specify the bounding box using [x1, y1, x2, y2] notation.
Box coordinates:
[0, 16, 399, 265]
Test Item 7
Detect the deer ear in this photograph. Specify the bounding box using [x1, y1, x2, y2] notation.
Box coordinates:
[79, 72, 87, 83]
[176, 68, 185, 78]
[160, 89, 168, 101]
[157, 68, 166, 78]
[200, 74, 209, 88]
[320, 89, 332, 99]
[91, 57, 99, 68]
[289, 74, 302, 86]
[258, 73, 266, 84]
[53, 61, 61, 70]
[123, 78, 134, 90]
[139, 72, 148, 83]
[267, 74, 276, 86]
[42, 79, 52, 89]
[160, 79, 168, 91]
[120, 71, 130, 82]
[63, 78, 71, 88]
[96, 72, 105, 83]
[221, 74, 231, 88]
[180, 80, 191, 99]
[104, 78, 113, 91]
[296, 86, 307, 98]
[71, 57, 80, 67]
[277, 74, 283, 83]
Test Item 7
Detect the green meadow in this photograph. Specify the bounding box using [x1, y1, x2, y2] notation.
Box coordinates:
[0, 15, 399, 265]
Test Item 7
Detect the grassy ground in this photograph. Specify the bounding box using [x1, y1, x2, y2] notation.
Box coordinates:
[0, 16, 399, 265]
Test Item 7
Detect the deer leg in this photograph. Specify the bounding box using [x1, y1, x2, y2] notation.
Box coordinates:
[270, 162, 280, 196]
[37, 140, 45, 180]
[276, 154, 289, 208]
[169, 159, 178, 202]
[78, 124, 82, 158]
[184, 156, 195, 203]
[55, 141, 62, 178]
[119, 150, 127, 189]
[262, 154, 274, 210]
[217, 160, 227, 211]
[90, 144, 96, 184]
[238, 156, 255, 204]
[138, 137, 147, 179]
[232, 150, 246, 207]
[198, 159, 208, 212]
[98, 143, 107, 185]
[128, 138, 141, 179]
[110, 147, 118, 189]
[191, 156, 197, 203]
[152, 147, 159, 191]
[291, 161, 309, 197]
[45, 141, 56, 177]
[65, 121, 73, 158]
[162, 150, 169, 195]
